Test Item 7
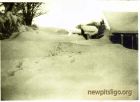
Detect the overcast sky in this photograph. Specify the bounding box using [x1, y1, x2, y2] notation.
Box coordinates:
[33, 0, 139, 31]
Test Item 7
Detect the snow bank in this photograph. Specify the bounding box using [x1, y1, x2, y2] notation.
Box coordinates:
[1, 27, 138, 100]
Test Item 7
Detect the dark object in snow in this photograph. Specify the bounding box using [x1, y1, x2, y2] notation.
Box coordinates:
[77, 20, 106, 40]
[110, 33, 138, 50]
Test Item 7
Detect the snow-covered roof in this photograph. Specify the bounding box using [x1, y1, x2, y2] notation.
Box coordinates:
[104, 12, 138, 33]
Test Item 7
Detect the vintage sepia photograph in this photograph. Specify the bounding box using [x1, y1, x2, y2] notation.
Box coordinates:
[0, 0, 139, 100]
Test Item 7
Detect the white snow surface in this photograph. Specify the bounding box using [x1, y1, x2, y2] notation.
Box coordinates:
[1, 28, 138, 100]
[81, 25, 98, 35]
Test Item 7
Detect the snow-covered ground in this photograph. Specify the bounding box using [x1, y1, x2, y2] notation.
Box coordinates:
[1, 28, 138, 100]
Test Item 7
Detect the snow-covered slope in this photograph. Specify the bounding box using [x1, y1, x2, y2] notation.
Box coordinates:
[1, 28, 138, 100]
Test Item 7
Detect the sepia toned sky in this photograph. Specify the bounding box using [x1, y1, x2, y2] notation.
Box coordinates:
[32, 0, 139, 32]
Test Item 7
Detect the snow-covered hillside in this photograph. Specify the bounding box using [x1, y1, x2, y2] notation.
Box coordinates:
[1, 28, 138, 100]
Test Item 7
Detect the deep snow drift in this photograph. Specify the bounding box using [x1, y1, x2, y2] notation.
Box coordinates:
[1, 28, 138, 100]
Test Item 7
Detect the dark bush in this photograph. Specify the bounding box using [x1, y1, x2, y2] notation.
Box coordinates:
[0, 11, 21, 40]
